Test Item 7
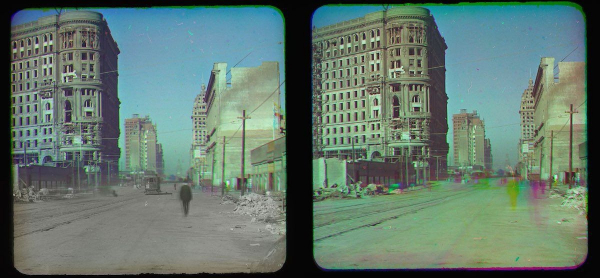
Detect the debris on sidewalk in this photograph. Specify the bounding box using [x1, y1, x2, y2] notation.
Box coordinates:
[560, 186, 587, 215]
[220, 194, 238, 205]
[233, 193, 283, 220]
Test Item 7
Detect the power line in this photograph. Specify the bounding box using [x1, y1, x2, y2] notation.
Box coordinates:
[428, 41, 582, 70]
[247, 80, 286, 116]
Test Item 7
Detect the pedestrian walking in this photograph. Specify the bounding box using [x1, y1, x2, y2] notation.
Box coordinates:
[180, 184, 192, 216]
[174, 183, 177, 191]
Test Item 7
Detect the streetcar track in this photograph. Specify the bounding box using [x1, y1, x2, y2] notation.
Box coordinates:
[314, 188, 480, 241]
[14, 194, 146, 238]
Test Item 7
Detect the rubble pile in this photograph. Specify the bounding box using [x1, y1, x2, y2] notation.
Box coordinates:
[233, 193, 282, 220]
[220, 194, 238, 205]
[561, 186, 588, 215]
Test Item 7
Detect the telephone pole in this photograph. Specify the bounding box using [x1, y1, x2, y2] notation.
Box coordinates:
[549, 130, 554, 189]
[238, 110, 250, 196]
[221, 136, 226, 196]
[566, 104, 578, 189]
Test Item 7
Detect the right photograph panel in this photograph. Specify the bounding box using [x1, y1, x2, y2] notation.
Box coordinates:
[311, 3, 587, 270]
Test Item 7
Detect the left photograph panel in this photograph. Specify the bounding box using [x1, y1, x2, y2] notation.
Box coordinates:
[11, 6, 286, 274]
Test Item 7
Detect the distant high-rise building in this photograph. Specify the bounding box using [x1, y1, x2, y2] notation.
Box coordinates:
[518, 79, 536, 177]
[11, 11, 120, 185]
[452, 109, 491, 171]
[312, 7, 449, 179]
[124, 114, 162, 174]
[190, 84, 208, 186]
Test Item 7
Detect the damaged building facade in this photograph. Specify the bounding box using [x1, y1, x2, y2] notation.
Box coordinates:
[11, 11, 120, 185]
[203, 62, 283, 190]
[312, 7, 449, 185]
[530, 57, 586, 184]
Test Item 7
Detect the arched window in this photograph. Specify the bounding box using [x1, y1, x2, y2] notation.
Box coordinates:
[27, 38, 31, 46]
[340, 37, 344, 44]
[373, 98, 379, 106]
[13, 42, 17, 49]
[45, 103, 51, 110]
[362, 33, 366, 40]
[44, 35, 48, 42]
[84, 99, 92, 108]
[354, 34, 359, 42]
[377, 29, 380, 36]
[35, 37, 39, 44]
[20, 40, 24, 47]
[412, 95, 421, 103]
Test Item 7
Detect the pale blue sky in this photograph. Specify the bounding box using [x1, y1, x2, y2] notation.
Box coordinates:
[312, 3, 586, 170]
[12, 7, 286, 175]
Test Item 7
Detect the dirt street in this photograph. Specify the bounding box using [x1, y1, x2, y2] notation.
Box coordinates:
[313, 178, 588, 269]
[13, 186, 284, 274]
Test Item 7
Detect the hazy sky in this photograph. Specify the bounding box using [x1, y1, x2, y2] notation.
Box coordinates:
[312, 3, 586, 170]
[12, 7, 285, 176]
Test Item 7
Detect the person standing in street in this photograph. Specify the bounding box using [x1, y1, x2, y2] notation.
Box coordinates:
[174, 183, 177, 191]
[180, 184, 192, 216]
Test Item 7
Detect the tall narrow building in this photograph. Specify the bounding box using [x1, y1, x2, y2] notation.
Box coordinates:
[452, 109, 491, 171]
[11, 11, 120, 185]
[518, 79, 536, 177]
[190, 84, 208, 186]
[312, 6, 449, 180]
[124, 114, 161, 174]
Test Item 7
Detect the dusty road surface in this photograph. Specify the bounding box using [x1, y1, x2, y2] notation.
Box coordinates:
[13, 186, 284, 274]
[313, 178, 588, 270]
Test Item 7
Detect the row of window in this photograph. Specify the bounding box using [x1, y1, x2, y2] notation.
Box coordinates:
[13, 104, 39, 115]
[324, 133, 382, 146]
[12, 127, 54, 138]
[323, 52, 378, 70]
[13, 138, 54, 149]
[325, 123, 382, 135]
[11, 34, 54, 59]
[11, 55, 53, 72]
[12, 66, 54, 83]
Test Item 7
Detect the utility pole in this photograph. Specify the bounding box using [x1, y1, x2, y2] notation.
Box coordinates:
[221, 136, 226, 196]
[549, 130, 553, 189]
[238, 110, 250, 196]
[566, 104, 578, 189]
[211, 152, 216, 196]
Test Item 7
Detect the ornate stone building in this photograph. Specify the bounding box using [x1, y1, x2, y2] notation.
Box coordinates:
[517, 79, 536, 177]
[11, 11, 120, 185]
[189, 85, 208, 186]
[312, 7, 449, 181]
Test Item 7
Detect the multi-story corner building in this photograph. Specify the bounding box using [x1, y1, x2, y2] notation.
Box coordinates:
[531, 57, 586, 183]
[11, 11, 120, 185]
[203, 61, 283, 189]
[189, 84, 208, 186]
[518, 79, 536, 177]
[452, 109, 491, 171]
[311, 7, 449, 180]
[124, 114, 162, 175]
